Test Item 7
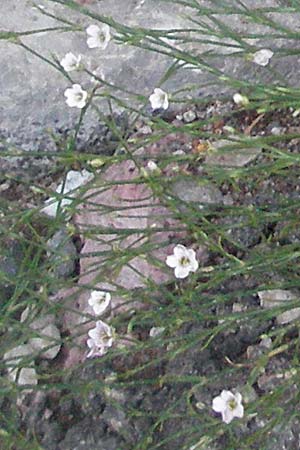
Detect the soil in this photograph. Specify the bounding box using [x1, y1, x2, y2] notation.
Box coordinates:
[1, 98, 300, 449]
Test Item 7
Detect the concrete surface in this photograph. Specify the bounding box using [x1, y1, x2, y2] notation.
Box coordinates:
[1, 0, 300, 157]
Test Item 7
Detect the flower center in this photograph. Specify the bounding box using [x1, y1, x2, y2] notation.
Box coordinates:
[98, 32, 106, 42]
[228, 399, 237, 411]
[74, 93, 84, 103]
[179, 256, 190, 266]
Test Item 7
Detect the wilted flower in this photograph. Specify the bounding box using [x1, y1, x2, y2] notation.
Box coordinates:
[149, 88, 169, 110]
[64, 84, 88, 109]
[86, 24, 111, 49]
[60, 52, 82, 72]
[233, 93, 249, 107]
[88, 290, 111, 316]
[166, 244, 198, 279]
[252, 49, 273, 67]
[212, 390, 244, 424]
[87, 320, 114, 358]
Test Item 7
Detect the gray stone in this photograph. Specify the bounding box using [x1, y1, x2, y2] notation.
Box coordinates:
[47, 229, 77, 279]
[258, 289, 297, 309]
[171, 178, 224, 207]
[21, 308, 62, 359]
[29, 323, 61, 360]
[182, 109, 196, 123]
[276, 307, 300, 325]
[3, 343, 37, 387]
[2, 0, 299, 169]
[258, 289, 300, 325]
[217, 214, 263, 249]
[58, 416, 121, 450]
[204, 140, 262, 167]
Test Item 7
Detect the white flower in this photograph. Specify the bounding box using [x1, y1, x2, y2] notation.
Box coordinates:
[149, 88, 169, 110]
[60, 52, 82, 72]
[233, 93, 249, 107]
[252, 49, 273, 67]
[64, 84, 88, 109]
[88, 290, 111, 316]
[86, 24, 111, 50]
[86, 320, 114, 358]
[166, 244, 199, 279]
[212, 390, 244, 424]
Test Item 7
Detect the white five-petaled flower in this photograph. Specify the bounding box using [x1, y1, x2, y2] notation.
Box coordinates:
[252, 49, 273, 67]
[88, 290, 111, 316]
[212, 390, 244, 424]
[86, 24, 111, 50]
[149, 88, 169, 110]
[166, 244, 199, 279]
[64, 84, 88, 109]
[86, 320, 114, 358]
[60, 52, 82, 72]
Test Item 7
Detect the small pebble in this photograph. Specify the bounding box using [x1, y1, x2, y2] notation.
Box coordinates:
[183, 110, 197, 123]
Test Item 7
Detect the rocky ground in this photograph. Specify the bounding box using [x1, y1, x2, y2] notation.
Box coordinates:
[1, 97, 300, 449]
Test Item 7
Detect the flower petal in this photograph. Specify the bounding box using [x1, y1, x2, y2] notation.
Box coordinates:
[220, 390, 234, 402]
[174, 265, 190, 279]
[234, 404, 244, 419]
[86, 24, 99, 36]
[222, 408, 234, 424]
[166, 255, 178, 268]
[173, 244, 187, 258]
[212, 396, 225, 413]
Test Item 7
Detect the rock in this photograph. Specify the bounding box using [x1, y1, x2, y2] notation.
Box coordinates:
[216, 215, 263, 249]
[276, 308, 300, 325]
[42, 170, 94, 217]
[204, 139, 262, 167]
[58, 416, 121, 450]
[29, 323, 61, 360]
[3, 344, 37, 387]
[247, 337, 272, 361]
[257, 368, 297, 392]
[171, 178, 224, 206]
[258, 289, 297, 308]
[47, 229, 77, 279]
[14, 367, 38, 387]
[183, 109, 196, 123]
[21, 309, 61, 360]
[258, 289, 300, 324]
